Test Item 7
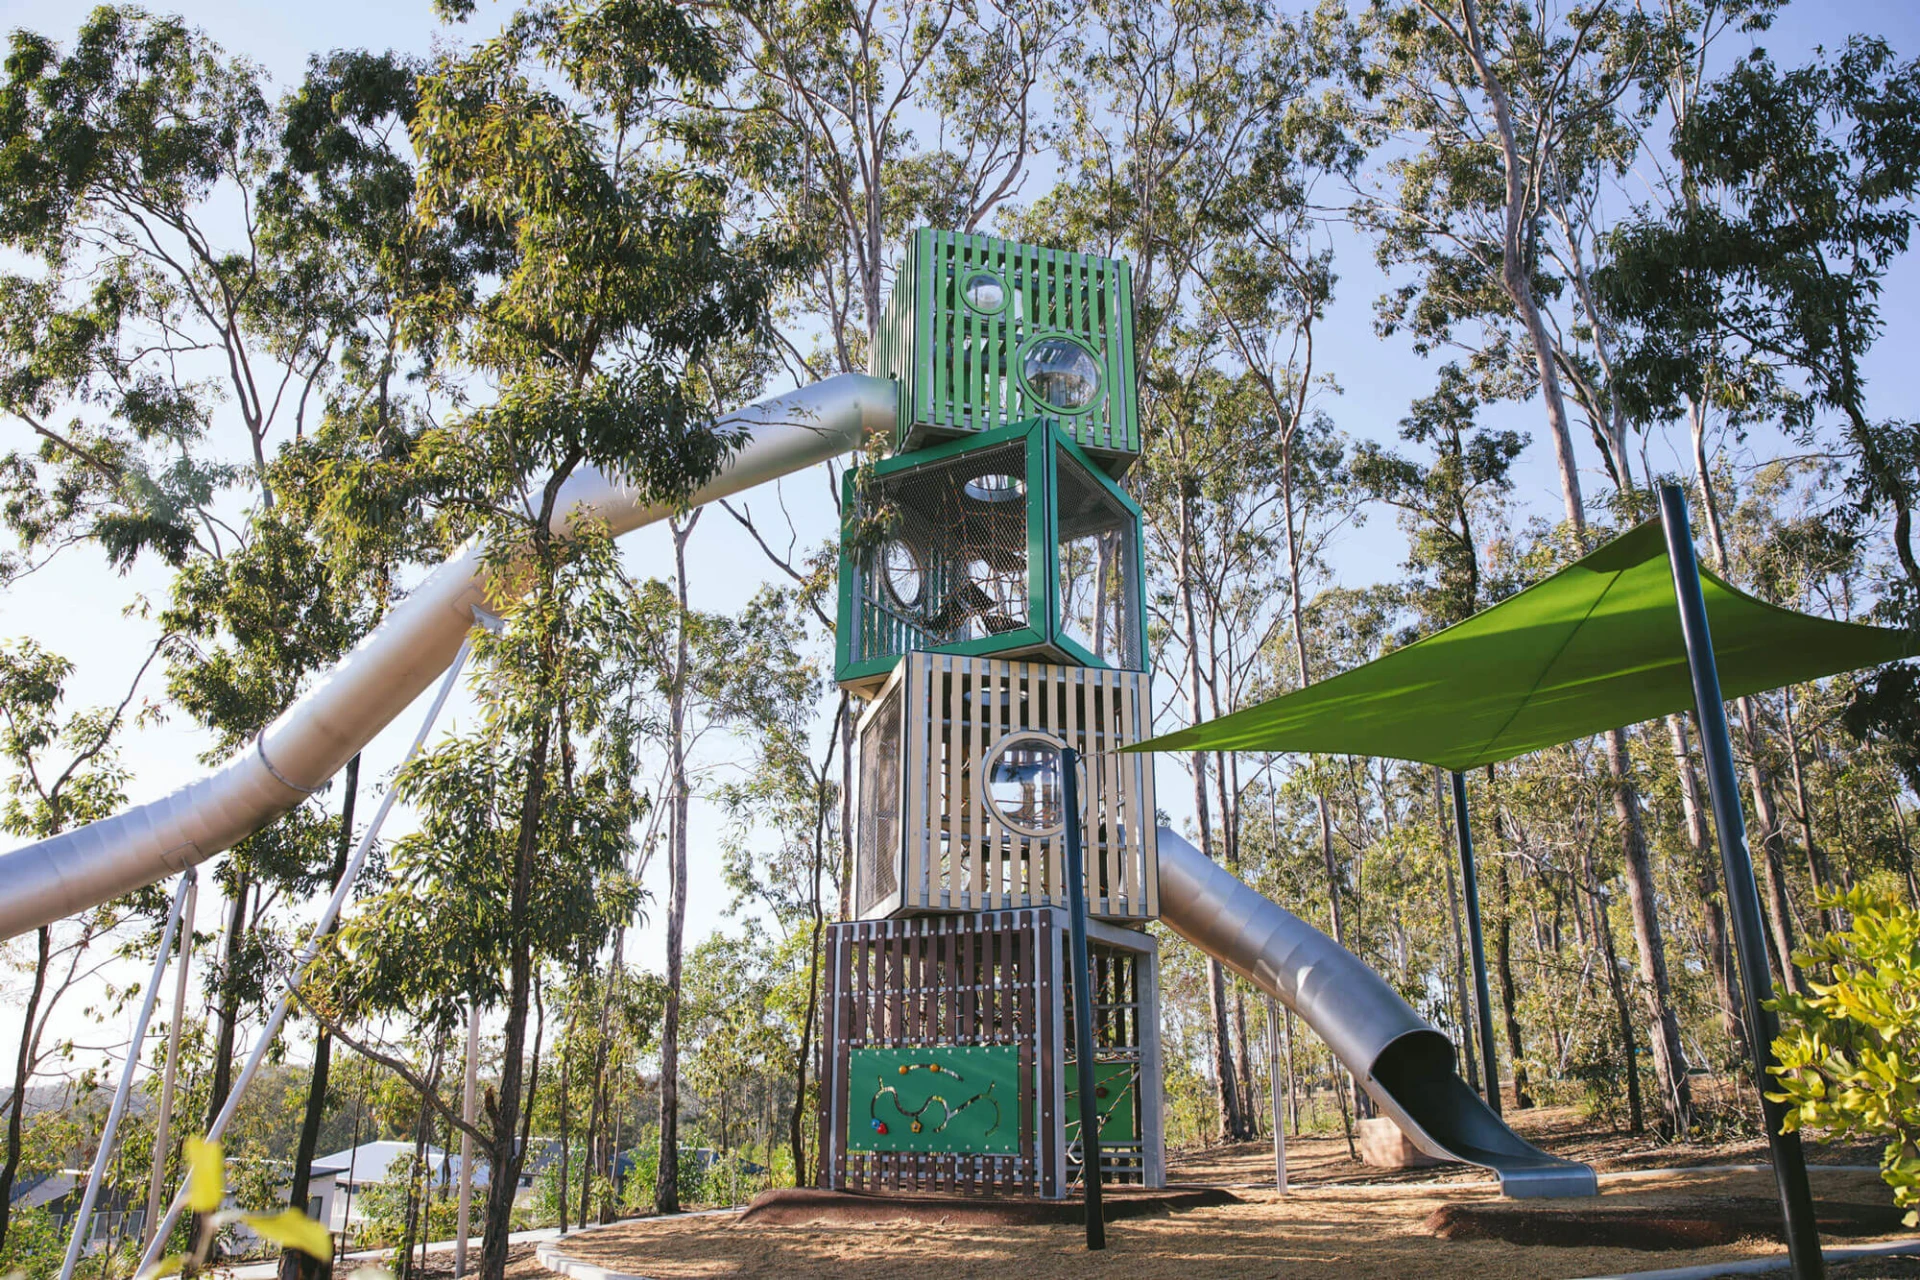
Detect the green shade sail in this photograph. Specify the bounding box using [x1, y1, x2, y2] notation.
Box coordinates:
[1132, 519, 1917, 772]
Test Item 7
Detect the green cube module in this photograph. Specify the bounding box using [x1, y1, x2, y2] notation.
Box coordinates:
[870, 229, 1139, 474]
[835, 417, 1147, 693]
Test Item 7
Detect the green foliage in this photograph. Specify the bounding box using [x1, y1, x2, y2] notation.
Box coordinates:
[1769, 885, 1920, 1225]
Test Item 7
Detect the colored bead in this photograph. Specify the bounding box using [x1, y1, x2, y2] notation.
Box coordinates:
[898, 1065, 909, 1074]
[873, 1120, 888, 1135]
[911, 1121, 924, 1134]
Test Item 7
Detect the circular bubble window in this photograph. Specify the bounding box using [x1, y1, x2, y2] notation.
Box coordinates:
[1020, 335, 1103, 414]
[983, 732, 1071, 838]
[881, 538, 923, 609]
[960, 270, 1009, 315]
[962, 473, 1028, 505]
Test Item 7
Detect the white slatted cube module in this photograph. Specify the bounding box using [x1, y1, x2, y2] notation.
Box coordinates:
[853, 653, 1158, 922]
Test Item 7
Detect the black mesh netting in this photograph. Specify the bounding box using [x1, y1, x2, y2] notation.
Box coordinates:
[856, 682, 903, 916]
[1055, 446, 1142, 669]
[851, 440, 1033, 668]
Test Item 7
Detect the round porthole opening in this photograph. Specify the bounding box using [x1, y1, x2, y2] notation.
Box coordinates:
[984, 733, 1069, 837]
[961, 271, 1009, 315]
[1021, 336, 1103, 413]
[962, 473, 1028, 505]
[881, 538, 923, 609]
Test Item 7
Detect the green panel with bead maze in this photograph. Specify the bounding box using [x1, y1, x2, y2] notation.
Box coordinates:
[846, 1046, 1023, 1155]
[1064, 1059, 1138, 1148]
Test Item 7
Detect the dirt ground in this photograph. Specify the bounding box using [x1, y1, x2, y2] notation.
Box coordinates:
[546, 1106, 1916, 1280]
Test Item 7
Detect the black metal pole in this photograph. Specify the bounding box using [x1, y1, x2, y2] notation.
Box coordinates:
[1658, 484, 1824, 1280]
[1060, 746, 1105, 1250]
[1451, 771, 1502, 1116]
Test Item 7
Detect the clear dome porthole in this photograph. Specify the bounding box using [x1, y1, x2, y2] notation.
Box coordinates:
[1021, 336, 1102, 413]
[961, 271, 1008, 315]
[962, 473, 1027, 505]
[984, 733, 1069, 837]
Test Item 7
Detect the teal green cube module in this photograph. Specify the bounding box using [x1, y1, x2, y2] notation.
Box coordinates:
[871, 229, 1139, 474]
[835, 417, 1147, 693]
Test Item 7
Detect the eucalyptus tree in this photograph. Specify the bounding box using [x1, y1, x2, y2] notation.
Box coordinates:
[0, 17, 463, 1210]
[396, 0, 806, 1234]
[1350, 0, 1696, 1134]
[1350, 361, 1530, 1101]
[710, 588, 842, 1181]
[0, 638, 162, 1256]
[1600, 36, 1920, 822]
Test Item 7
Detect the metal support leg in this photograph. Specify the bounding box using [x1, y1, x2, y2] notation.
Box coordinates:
[456, 1002, 480, 1276]
[136, 619, 487, 1277]
[61, 871, 192, 1280]
[142, 872, 198, 1252]
[1659, 484, 1824, 1280]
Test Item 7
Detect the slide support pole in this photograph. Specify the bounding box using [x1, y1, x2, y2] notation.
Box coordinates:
[1060, 747, 1104, 1249]
[1266, 996, 1288, 1191]
[142, 870, 198, 1251]
[1658, 483, 1823, 1280]
[456, 1001, 479, 1278]
[1452, 771, 1501, 1116]
[60, 870, 191, 1280]
[136, 615, 490, 1278]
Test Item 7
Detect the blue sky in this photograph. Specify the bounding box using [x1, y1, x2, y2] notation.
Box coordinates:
[3, 0, 1918, 1075]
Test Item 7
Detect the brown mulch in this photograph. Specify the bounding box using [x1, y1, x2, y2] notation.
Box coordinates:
[403, 1242, 546, 1280]
[737, 1185, 1237, 1227]
[532, 1104, 1912, 1280]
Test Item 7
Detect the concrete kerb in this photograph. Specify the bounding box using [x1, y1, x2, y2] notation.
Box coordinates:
[534, 1208, 743, 1280]
[1569, 1236, 1920, 1280]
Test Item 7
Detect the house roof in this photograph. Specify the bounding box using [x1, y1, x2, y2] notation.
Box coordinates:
[310, 1141, 452, 1184]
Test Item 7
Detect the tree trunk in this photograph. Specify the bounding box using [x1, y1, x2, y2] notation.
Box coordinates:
[282, 753, 358, 1280]
[1741, 721, 1805, 995]
[1176, 487, 1245, 1142]
[1667, 715, 1745, 1057]
[1605, 730, 1692, 1134]
[1584, 845, 1644, 1134]
[1493, 859, 1531, 1109]
[480, 708, 548, 1280]
[655, 515, 698, 1214]
[0, 925, 49, 1253]
[1781, 688, 1837, 932]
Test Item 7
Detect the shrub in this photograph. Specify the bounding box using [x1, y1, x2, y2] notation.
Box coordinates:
[1769, 885, 1920, 1225]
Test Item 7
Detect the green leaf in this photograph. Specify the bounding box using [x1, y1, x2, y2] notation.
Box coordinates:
[240, 1208, 334, 1259]
[184, 1136, 224, 1213]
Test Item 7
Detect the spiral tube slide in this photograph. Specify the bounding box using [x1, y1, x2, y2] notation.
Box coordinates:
[0, 374, 897, 942]
[1155, 825, 1597, 1198]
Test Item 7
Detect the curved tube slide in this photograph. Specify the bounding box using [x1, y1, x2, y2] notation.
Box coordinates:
[1156, 826, 1597, 1198]
[0, 374, 897, 942]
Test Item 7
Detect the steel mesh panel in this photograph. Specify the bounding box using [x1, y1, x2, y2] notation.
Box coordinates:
[857, 682, 902, 916]
[1055, 446, 1143, 669]
[851, 440, 1032, 669]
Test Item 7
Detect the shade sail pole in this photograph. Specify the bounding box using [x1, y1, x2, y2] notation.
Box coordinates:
[1658, 484, 1823, 1280]
[1061, 746, 1105, 1249]
[1451, 772, 1502, 1117]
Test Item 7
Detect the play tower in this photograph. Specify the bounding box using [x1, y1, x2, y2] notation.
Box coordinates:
[817, 230, 1168, 1198]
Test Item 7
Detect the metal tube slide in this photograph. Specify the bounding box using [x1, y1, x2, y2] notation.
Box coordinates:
[1156, 825, 1596, 1198]
[0, 374, 896, 941]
